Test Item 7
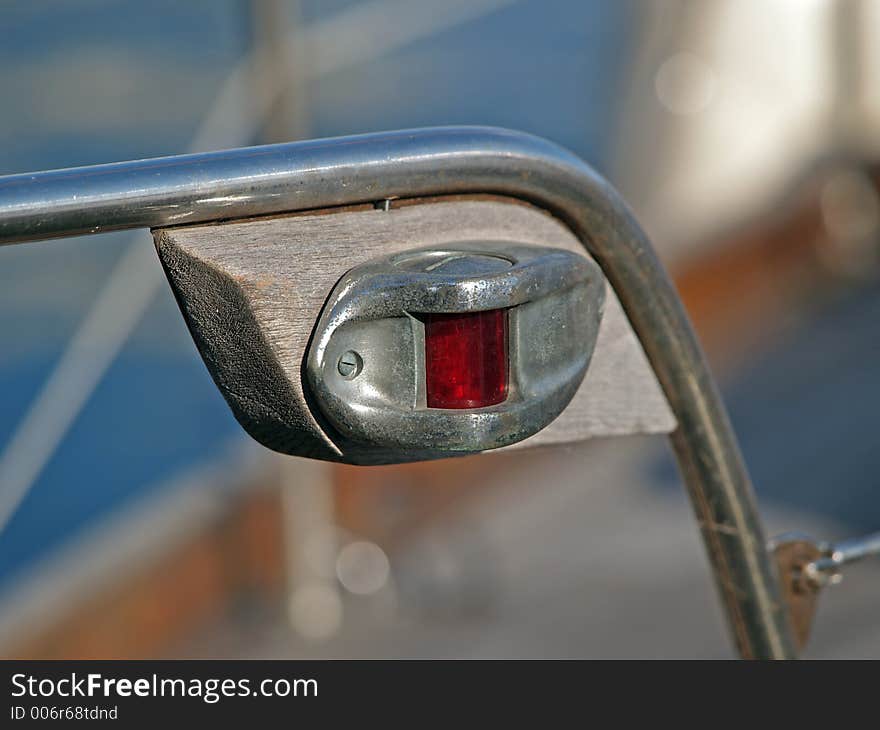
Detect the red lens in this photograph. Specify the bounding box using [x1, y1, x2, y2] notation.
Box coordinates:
[424, 309, 508, 409]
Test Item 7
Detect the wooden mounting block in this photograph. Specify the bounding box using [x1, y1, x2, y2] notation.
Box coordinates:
[153, 197, 675, 465]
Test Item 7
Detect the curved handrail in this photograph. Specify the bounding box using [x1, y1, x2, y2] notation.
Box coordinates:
[0, 126, 796, 658]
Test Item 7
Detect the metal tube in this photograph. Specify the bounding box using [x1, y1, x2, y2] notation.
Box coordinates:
[830, 531, 880, 564]
[0, 126, 796, 658]
[809, 531, 880, 579]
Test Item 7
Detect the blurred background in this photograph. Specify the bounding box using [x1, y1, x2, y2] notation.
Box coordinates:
[0, 0, 878, 659]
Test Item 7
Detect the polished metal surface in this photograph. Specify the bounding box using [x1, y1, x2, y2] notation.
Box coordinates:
[0, 126, 797, 658]
[306, 242, 604, 455]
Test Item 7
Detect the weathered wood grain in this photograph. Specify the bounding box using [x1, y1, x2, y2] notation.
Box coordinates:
[154, 198, 674, 464]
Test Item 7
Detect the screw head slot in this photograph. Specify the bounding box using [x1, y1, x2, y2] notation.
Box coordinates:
[337, 350, 363, 379]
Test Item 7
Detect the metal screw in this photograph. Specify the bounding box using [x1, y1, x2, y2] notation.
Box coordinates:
[337, 350, 363, 379]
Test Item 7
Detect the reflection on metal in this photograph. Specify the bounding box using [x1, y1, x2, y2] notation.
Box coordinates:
[771, 530, 880, 652]
[0, 126, 797, 658]
[306, 242, 604, 457]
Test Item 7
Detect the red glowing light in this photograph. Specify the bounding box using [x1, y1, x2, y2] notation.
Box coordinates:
[424, 309, 508, 409]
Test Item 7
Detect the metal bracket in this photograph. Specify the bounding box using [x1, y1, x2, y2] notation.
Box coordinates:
[771, 531, 880, 652]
